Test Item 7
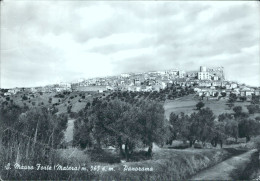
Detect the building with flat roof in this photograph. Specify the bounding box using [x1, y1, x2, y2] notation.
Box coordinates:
[198, 66, 210, 80]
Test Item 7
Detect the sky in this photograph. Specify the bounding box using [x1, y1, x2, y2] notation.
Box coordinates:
[1, 1, 259, 88]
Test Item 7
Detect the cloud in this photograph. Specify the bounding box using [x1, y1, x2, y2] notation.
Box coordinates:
[1, 1, 259, 88]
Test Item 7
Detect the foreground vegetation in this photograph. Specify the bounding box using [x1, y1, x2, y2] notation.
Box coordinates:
[0, 103, 95, 180]
[96, 148, 232, 180]
[0, 86, 260, 180]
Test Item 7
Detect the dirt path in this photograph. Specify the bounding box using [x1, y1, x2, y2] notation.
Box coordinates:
[64, 119, 75, 142]
[190, 149, 258, 180]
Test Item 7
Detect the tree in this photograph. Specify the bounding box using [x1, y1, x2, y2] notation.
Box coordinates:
[221, 92, 226, 97]
[193, 108, 215, 146]
[67, 105, 72, 113]
[177, 113, 191, 144]
[16, 107, 68, 148]
[183, 108, 215, 147]
[1, 105, 68, 168]
[196, 101, 205, 110]
[73, 99, 166, 161]
[168, 112, 190, 144]
[74, 99, 131, 157]
[229, 93, 237, 103]
[135, 101, 166, 158]
[239, 96, 246, 102]
[0, 103, 28, 130]
[22, 95, 28, 101]
[218, 113, 233, 122]
[251, 95, 260, 105]
[233, 106, 242, 115]
[211, 121, 225, 148]
[238, 118, 260, 142]
[168, 108, 216, 148]
[224, 119, 238, 142]
[247, 105, 259, 114]
[73, 117, 94, 149]
[233, 106, 244, 118]
[168, 113, 180, 144]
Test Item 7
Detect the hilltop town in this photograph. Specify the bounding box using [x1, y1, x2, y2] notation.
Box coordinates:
[2, 66, 259, 101]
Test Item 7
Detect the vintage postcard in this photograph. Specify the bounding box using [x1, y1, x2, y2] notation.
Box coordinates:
[0, 1, 260, 180]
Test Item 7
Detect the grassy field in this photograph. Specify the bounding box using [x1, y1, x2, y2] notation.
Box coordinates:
[164, 95, 251, 119]
[1, 91, 103, 114]
[191, 149, 259, 180]
[95, 147, 231, 180]
[3, 92, 253, 120]
[64, 119, 75, 142]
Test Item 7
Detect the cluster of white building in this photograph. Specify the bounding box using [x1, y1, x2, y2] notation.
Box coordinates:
[197, 66, 224, 81]
[2, 66, 259, 98]
[194, 84, 260, 99]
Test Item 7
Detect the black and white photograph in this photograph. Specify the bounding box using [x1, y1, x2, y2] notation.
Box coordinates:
[0, 0, 260, 180]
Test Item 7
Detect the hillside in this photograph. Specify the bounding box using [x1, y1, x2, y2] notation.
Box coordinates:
[164, 95, 252, 119]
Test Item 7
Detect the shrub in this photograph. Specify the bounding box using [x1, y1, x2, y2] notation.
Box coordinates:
[70, 112, 78, 118]
[239, 96, 246, 102]
[85, 149, 121, 164]
[55, 94, 65, 98]
[130, 150, 151, 161]
[168, 143, 190, 149]
[22, 95, 28, 100]
[196, 101, 205, 110]
[194, 143, 203, 149]
[67, 105, 72, 113]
